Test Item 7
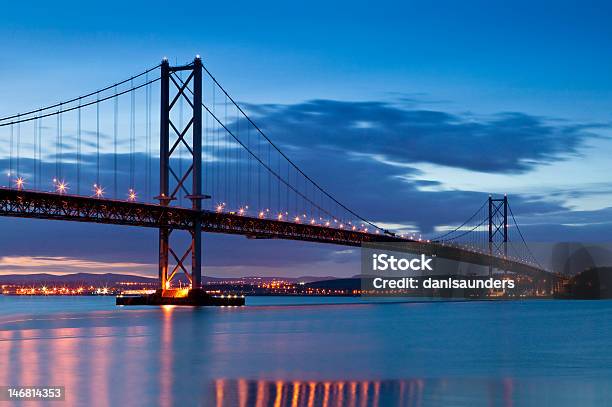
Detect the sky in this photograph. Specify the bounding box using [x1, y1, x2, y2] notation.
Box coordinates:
[0, 0, 611, 278]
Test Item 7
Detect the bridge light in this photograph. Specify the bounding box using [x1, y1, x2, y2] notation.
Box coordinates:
[238, 207, 245, 215]
[310, 219, 316, 225]
[325, 221, 330, 227]
[258, 211, 265, 219]
[15, 177, 24, 190]
[94, 185, 104, 198]
[277, 213, 283, 220]
[216, 203, 224, 213]
[128, 189, 137, 201]
[56, 181, 68, 194]
[294, 216, 301, 223]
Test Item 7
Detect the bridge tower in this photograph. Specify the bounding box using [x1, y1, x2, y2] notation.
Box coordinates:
[488, 195, 508, 276]
[158, 56, 206, 291]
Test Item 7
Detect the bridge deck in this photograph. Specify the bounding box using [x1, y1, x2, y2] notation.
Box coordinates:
[0, 188, 550, 277]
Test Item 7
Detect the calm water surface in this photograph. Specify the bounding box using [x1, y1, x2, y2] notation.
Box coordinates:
[1, 296, 611, 406]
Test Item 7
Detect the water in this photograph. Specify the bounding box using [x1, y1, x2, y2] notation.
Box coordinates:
[1, 296, 611, 406]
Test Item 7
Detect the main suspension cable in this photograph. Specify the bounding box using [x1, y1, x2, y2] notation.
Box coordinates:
[0, 64, 161, 122]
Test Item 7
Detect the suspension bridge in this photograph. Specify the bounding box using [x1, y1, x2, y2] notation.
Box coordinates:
[0, 56, 560, 303]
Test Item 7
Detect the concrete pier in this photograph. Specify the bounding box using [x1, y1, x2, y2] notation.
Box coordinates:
[116, 289, 245, 306]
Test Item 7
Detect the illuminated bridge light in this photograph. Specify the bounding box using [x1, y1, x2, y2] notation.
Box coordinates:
[277, 213, 283, 221]
[128, 189, 137, 201]
[294, 216, 301, 223]
[94, 184, 104, 198]
[258, 211, 265, 219]
[238, 207, 245, 215]
[310, 219, 316, 225]
[56, 180, 68, 194]
[15, 177, 24, 190]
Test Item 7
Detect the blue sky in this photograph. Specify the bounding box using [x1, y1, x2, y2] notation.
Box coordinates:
[0, 1, 611, 277]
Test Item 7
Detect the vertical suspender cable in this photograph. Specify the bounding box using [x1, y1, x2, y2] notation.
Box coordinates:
[236, 108, 240, 208]
[213, 86, 217, 205]
[96, 92, 100, 188]
[16, 118, 20, 181]
[145, 74, 151, 201]
[8, 122, 13, 187]
[248, 125, 251, 211]
[77, 99, 82, 194]
[58, 107, 62, 180]
[130, 79, 135, 194]
[55, 109, 60, 181]
[38, 117, 42, 189]
[33, 116, 37, 189]
[147, 74, 153, 200]
[224, 94, 228, 205]
[114, 86, 118, 198]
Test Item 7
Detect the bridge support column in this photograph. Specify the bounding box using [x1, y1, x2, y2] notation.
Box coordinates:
[157, 56, 207, 292]
[488, 195, 508, 277]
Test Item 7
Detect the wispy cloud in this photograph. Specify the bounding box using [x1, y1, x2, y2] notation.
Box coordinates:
[0, 256, 152, 275]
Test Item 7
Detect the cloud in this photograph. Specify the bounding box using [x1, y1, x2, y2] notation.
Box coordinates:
[246, 100, 602, 174]
[0, 255, 151, 275]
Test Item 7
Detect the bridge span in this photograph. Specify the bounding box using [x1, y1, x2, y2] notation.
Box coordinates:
[0, 187, 550, 279]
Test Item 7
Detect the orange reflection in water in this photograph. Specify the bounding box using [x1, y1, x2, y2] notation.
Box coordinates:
[19, 329, 39, 388]
[208, 378, 517, 407]
[211, 379, 397, 407]
[160, 305, 175, 407]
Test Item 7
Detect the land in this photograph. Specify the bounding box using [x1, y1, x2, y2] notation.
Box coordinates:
[0, 272, 559, 298]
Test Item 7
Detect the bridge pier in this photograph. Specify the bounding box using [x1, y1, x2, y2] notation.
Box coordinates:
[488, 195, 508, 276]
[124, 56, 235, 306]
[157, 56, 207, 294]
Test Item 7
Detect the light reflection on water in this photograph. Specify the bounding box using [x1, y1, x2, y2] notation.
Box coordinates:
[1, 296, 612, 406]
[209, 378, 520, 407]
